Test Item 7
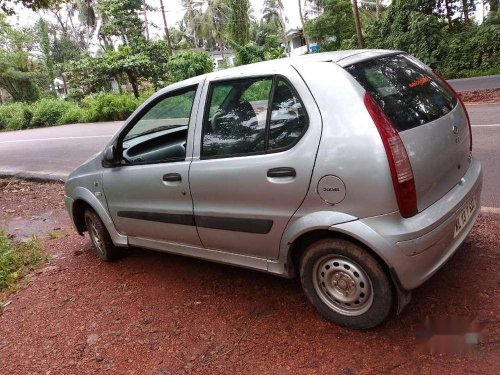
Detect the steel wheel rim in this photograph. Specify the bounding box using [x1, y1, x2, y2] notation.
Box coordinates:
[312, 255, 374, 316]
[87, 217, 104, 256]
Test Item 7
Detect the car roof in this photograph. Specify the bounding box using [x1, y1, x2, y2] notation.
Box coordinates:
[162, 49, 399, 92]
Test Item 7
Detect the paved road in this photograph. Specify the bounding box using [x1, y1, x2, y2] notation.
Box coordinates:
[0, 104, 499, 208]
[448, 75, 500, 91]
[0, 122, 122, 180]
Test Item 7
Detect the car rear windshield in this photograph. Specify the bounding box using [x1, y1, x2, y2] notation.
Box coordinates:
[345, 54, 457, 132]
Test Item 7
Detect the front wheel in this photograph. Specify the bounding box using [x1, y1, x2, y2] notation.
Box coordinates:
[300, 238, 393, 329]
[84, 208, 119, 262]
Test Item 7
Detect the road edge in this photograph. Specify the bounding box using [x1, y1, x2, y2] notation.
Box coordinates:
[0, 170, 66, 183]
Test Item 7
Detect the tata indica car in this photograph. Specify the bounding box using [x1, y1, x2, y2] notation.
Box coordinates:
[65, 50, 482, 329]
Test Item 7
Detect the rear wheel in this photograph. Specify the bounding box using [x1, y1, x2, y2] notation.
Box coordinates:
[300, 238, 392, 329]
[84, 208, 119, 261]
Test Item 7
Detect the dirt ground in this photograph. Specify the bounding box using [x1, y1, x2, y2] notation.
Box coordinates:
[460, 88, 500, 104]
[0, 179, 499, 375]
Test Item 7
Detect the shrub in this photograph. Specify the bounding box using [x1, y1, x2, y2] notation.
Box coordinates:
[59, 105, 84, 125]
[0, 231, 47, 294]
[80, 93, 141, 122]
[30, 99, 78, 128]
[0, 103, 33, 131]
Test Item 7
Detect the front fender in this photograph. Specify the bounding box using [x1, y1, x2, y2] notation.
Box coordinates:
[71, 186, 128, 247]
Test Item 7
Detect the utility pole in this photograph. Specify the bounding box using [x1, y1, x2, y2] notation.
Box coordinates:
[142, 0, 149, 40]
[376, 0, 381, 20]
[351, 0, 364, 48]
[159, 0, 173, 56]
[298, 0, 310, 53]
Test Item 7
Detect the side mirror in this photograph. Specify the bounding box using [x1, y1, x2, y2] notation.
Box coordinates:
[101, 144, 119, 168]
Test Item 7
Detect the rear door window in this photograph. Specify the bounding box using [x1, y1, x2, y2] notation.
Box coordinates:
[345, 54, 457, 132]
[202, 78, 272, 158]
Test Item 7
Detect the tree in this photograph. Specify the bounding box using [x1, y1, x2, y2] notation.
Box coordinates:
[0, 0, 61, 14]
[298, 0, 310, 52]
[38, 18, 55, 92]
[262, 0, 287, 51]
[0, 13, 41, 102]
[351, 0, 364, 47]
[98, 0, 144, 46]
[226, 0, 251, 45]
[166, 50, 213, 82]
[199, 0, 228, 51]
[159, 0, 173, 55]
[304, 0, 356, 51]
[232, 36, 285, 65]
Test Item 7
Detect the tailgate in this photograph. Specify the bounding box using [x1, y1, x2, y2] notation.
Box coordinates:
[345, 53, 471, 212]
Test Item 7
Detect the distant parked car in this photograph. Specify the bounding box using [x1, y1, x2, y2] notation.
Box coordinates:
[65, 50, 482, 329]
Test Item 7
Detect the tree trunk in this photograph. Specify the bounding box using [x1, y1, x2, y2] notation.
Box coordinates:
[126, 72, 139, 98]
[445, 0, 453, 27]
[142, 0, 150, 40]
[462, 0, 469, 24]
[376, 0, 381, 20]
[298, 0, 310, 53]
[61, 74, 68, 95]
[352, 0, 364, 48]
[159, 0, 173, 56]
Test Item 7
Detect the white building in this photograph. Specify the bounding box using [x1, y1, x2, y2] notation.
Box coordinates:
[208, 50, 236, 70]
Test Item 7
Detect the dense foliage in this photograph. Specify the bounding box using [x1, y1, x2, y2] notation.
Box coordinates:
[0, 0, 498, 130]
[365, 1, 500, 78]
[0, 93, 146, 130]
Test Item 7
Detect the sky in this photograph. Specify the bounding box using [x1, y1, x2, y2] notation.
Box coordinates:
[7, 0, 305, 37]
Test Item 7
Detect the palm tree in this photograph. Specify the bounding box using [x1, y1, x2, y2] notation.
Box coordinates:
[262, 0, 288, 52]
[181, 0, 204, 48]
[200, 0, 228, 52]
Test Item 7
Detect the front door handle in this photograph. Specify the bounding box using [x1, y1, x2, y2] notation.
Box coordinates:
[163, 173, 182, 183]
[267, 167, 296, 178]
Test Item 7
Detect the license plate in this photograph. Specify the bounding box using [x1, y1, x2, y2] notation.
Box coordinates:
[454, 196, 477, 238]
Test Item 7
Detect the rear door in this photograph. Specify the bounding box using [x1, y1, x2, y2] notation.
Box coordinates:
[345, 54, 471, 211]
[189, 68, 322, 259]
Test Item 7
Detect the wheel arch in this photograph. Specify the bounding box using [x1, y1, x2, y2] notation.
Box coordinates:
[285, 222, 411, 314]
[69, 186, 128, 247]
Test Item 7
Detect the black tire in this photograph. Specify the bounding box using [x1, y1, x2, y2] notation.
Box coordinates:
[300, 238, 393, 329]
[84, 208, 119, 261]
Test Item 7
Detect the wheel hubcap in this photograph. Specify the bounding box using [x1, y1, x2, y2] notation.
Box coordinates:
[312, 255, 373, 316]
[88, 219, 104, 255]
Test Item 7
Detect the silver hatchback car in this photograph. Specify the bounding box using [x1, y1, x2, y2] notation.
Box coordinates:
[65, 50, 482, 329]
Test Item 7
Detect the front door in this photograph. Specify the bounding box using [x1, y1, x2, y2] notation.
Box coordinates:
[103, 84, 203, 246]
[189, 72, 322, 258]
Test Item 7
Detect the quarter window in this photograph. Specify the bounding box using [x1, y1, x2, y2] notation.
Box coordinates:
[202, 77, 307, 158]
[268, 79, 307, 150]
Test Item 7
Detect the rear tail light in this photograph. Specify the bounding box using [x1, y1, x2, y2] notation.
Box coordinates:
[364, 92, 418, 218]
[433, 70, 472, 151]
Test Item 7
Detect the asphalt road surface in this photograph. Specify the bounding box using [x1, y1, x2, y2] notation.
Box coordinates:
[448, 74, 500, 91]
[0, 104, 499, 208]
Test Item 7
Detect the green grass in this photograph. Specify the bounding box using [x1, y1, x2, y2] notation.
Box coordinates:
[0, 231, 47, 299]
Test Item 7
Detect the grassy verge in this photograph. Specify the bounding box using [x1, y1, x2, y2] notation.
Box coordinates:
[0, 231, 48, 306]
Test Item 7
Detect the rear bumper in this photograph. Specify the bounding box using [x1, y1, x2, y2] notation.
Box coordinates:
[334, 157, 482, 290]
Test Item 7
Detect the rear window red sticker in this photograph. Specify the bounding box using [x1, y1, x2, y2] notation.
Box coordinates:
[409, 76, 431, 88]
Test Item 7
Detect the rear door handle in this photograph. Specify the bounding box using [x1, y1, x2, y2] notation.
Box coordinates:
[163, 173, 182, 183]
[267, 167, 296, 178]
